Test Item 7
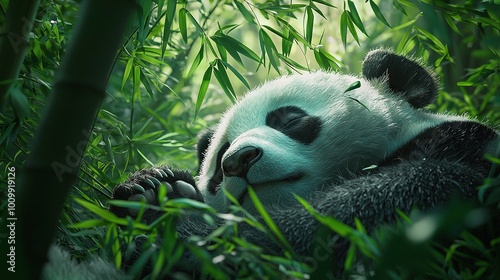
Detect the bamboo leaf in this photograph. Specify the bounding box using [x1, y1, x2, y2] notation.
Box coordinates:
[347, 0, 367, 36]
[214, 60, 236, 102]
[157, 0, 165, 17]
[305, 6, 314, 44]
[9, 86, 30, 120]
[392, 12, 421, 31]
[259, 29, 280, 73]
[310, 2, 327, 19]
[347, 96, 370, 111]
[312, 0, 336, 8]
[319, 48, 342, 66]
[68, 219, 108, 229]
[184, 9, 204, 34]
[278, 53, 309, 71]
[162, 0, 177, 56]
[74, 197, 121, 222]
[139, 69, 154, 98]
[220, 59, 251, 89]
[248, 187, 292, 251]
[121, 57, 134, 90]
[401, 36, 417, 54]
[179, 8, 188, 42]
[211, 32, 260, 63]
[340, 11, 348, 48]
[314, 48, 341, 71]
[262, 25, 288, 40]
[234, 1, 255, 24]
[276, 18, 310, 47]
[396, 28, 413, 53]
[137, 0, 152, 44]
[457, 81, 474, 87]
[295, 195, 353, 236]
[344, 244, 357, 270]
[195, 66, 213, 119]
[314, 49, 327, 70]
[346, 12, 360, 45]
[166, 198, 215, 211]
[485, 154, 500, 165]
[187, 43, 204, 78]
[370, 0, 390, 27]
[105, 136, 115, 165]
[0, 122, 18, 146]
[443, 13, 462, 35]
[262, 4, 307, 13]
[263, 25, 294, 56]
[282, 28, 294, 56]
[136, 52, 164, 66]
[216, 42, 228, 62]
[416, 27, 446, 53]
[133, 65, 141, 100]
[393, 0, 407, 15]
[343, 80, 361, 93]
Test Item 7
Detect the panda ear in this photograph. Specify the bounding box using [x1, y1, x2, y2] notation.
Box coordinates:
[362, 49, 439, 108]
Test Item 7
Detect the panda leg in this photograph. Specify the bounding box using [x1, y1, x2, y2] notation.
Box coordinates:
[109, 166, 203, 222]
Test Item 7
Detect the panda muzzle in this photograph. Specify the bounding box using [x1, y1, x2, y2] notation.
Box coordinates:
[222, 146, 262, 179]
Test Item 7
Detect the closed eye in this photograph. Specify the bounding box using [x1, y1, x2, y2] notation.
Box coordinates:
[282, 117, 303, 129]
[266, 106, 323, 145]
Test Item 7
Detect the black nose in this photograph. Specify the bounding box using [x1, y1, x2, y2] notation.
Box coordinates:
[222, 146, 262, 178]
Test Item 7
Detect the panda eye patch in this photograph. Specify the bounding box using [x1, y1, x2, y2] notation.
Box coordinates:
[266, 106, 322, 145]
[282, 114, 304, 128]
[266, 106, 306, 128]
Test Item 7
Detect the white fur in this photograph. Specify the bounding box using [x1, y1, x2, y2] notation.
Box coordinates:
[198, 71, 469, 212]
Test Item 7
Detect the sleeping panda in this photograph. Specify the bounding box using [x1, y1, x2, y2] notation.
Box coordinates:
[44, 49, 499, 278]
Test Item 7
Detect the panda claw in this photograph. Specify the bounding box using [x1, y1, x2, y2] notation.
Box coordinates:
[150, 177, 161, 187]
[163, 182, 174, 194]
[144, 178, 156, 189]
[165, 168, 175, 178]
[133, 184, 145, 193]
[158, 169, 169, 178]
[154, 169, 165, 178]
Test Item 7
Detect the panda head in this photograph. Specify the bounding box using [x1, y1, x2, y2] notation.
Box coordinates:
[197, 49, 449, 213]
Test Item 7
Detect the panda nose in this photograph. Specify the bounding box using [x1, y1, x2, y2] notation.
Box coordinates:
[222, 146, 262, 178]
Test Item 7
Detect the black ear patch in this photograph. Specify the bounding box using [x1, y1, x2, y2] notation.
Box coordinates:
[362, 49, 438, 108]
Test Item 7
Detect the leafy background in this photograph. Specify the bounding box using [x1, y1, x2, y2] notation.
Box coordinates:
[1, 0, 499, 279]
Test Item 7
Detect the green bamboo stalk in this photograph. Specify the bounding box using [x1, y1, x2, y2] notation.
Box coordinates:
[15, 0, 136, 279]
[0, 0, 40, 111]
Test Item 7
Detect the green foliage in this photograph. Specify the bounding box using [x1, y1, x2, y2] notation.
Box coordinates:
[1, 0, 499, 279]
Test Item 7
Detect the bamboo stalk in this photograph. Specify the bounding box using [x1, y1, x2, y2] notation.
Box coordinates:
[0, 0, 40, 111]
[16, 0, 136, 278]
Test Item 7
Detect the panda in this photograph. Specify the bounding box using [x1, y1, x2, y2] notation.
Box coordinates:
[44, 49, 499, 278]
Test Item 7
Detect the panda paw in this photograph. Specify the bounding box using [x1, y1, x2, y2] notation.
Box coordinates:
[109, 167, 203, 219]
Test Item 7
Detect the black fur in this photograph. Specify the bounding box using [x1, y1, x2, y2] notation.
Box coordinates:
[362, 49, 438, 108]
[266, 106, 323, 145]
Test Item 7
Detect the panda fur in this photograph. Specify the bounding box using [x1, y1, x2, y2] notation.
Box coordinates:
[45, 49, 499, 278]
